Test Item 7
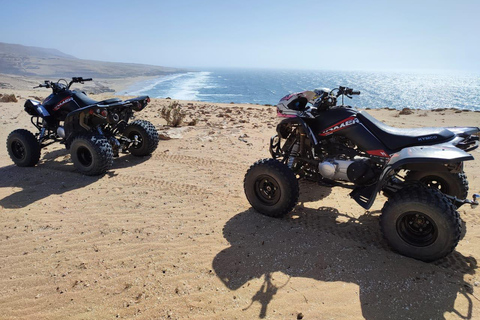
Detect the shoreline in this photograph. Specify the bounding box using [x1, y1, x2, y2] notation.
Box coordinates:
[1, 72, 479, 114]
[2, 72, 479, 111]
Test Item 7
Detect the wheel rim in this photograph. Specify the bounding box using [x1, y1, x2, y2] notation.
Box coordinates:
[254, 175, 281, 205]
[397, 211, 437, 247]
[76, 146, 93, 167]
[11, 140, 26, 160]
[420, 176, 449, 194]
[128, 132, 143, 149]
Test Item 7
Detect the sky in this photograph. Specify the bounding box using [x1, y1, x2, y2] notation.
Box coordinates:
[1, 0, 479, 72]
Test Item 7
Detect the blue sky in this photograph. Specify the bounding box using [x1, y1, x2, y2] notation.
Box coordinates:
[1, 0, 479, 72]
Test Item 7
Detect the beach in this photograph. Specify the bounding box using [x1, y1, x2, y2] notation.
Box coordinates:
[1, 75, 480, 319]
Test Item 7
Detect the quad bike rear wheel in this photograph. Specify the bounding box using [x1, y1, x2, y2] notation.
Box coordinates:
[380, 185, 461, 262]
[70, 135, 113, 176]
[405, 170, 468, 199]
[6, 129, 41, 167]
[124, 120, 159, 156]
[244, 158, 299, 218]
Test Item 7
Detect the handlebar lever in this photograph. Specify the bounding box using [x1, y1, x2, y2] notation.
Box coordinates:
[34, 83, 49, 89]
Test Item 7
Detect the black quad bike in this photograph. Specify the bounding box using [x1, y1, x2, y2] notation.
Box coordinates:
[244, 87, 480, 261]
[6, 77, 159, 175]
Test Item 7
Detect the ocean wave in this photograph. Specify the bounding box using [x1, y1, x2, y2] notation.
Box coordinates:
[156, 72, 212, 100]
[124, 73, 187, 96]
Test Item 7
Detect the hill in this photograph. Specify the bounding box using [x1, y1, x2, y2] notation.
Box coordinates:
[0, 42, 183, 78]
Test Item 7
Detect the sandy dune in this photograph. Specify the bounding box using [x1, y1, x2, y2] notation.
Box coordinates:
[1, 78, 480, 319]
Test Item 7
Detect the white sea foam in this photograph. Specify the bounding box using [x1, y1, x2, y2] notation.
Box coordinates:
[125, 73, 187, 96]
[159, 72, 212, 101]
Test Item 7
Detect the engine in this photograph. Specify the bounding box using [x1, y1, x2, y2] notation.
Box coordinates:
[318, 158, 375, 184]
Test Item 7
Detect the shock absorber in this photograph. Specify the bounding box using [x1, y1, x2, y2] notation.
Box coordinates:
[288, 143, 299, 168]
[287, 132, 305, 168]
[38, 119, 47, 143]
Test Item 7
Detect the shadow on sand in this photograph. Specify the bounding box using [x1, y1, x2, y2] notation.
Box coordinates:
[0, 149, 150, 209]
[213, 183, 477, 319]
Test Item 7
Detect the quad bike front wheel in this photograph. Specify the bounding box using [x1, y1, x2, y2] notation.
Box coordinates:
[70, 135, 113, 176]
[380, 185, 461, 262]
[6, 129, 41, 167]
[244, 158, 299, 218]
[405, 170, 468, 199]
[124, 120, 159, 156]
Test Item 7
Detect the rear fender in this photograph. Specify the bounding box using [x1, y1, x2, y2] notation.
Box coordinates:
[352, 145, 474, 209]
[125, 96, 150, 112]
[447, 127, 480, 152]
[447, 126, 480, 137]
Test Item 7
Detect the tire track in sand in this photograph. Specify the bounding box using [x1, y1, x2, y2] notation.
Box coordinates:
[151, 152, 244, 171]
[110, 174, 242, 200]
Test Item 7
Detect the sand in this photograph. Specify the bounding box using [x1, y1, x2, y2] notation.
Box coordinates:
[1, 75, 480, 319]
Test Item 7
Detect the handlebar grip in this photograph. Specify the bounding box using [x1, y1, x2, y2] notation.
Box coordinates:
[83, 78, 92, 81]
[351, 91, 360, 95]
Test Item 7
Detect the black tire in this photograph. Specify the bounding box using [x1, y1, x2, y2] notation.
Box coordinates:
[405, 170, 468, 199]
[380, 185, 461, 262]
[124, 120, 159, 156]
[244, 158, 299, 218]
[70, 135, 113, 176]
[6, 129, 41, 167]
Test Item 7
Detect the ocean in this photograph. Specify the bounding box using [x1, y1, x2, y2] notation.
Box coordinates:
[120, 69, 480, 111]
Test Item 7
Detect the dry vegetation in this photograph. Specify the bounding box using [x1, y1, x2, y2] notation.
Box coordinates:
[160, 101, 187, 127]
[399, 107, 414, 115]
[0, 93, 17, 102]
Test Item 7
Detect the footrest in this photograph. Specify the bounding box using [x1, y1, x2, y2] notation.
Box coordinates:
[350, 185, 377, 209]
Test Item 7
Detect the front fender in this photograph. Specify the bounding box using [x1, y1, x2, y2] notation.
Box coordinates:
[24, 99, 50, 117]
[276, 117, 318, 145]
[352, 145, 474, 209]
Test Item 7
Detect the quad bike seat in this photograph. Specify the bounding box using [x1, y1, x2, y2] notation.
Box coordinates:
[73, 91, 122, 107]
[357, 111, 455, 151]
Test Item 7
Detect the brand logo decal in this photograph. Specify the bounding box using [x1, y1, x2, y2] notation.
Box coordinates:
[53, 97, 73, 111]
[418, 135, 438, 142]
[367, 149, 390, 158]
[320, 117, 359, 136]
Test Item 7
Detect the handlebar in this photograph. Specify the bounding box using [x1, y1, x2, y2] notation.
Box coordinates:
[34, 77, 93, 91]
[337, 86, 360, 97]
[71, 77, 92, 83]
[33, 81, 52, 89]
